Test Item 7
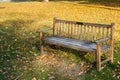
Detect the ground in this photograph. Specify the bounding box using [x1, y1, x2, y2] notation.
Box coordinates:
[0, 1, 120, 80]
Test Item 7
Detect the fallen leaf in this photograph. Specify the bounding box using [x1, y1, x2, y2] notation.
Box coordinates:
[32, 77, 37, 80]
[49, 76, 55, 80]
[117, 61, 120, 65]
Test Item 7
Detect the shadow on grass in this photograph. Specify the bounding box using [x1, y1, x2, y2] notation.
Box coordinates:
[77, 0, 120, 11]
[77, 0, 120, 7]
[0, 19, 40, 80]
[52, 0, 120, 7]
[86, 0, 120, 7]
[48, 45, 94, 63]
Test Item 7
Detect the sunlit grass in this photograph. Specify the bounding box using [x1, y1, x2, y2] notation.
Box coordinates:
[0, 1, 120, 80]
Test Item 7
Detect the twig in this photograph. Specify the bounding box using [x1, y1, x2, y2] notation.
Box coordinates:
[14, 73, 24, 80]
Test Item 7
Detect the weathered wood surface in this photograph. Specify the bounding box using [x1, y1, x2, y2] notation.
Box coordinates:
[44, 36, 110, 52]
[53, 18, 112, 42]
[96, 43, 101, 71]
[110, 23, 115, 63]
[55, 19, 111, 27]
[101, 58, 111, 64]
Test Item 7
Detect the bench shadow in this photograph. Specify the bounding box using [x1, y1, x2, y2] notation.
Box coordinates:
[47, 44, 95, 64]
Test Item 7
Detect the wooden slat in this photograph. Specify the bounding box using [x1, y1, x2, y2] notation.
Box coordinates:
[56, 22, 59, 35]
[79, 25, 83, 40]
[55, 21, 57, 35]
[55, 19, 111, 27]
[61, 21, 63, 36]
[95, 37, 110, 43]
[86, 25, 88, 40]
[94, 26, 97, 41]
[61, 22, 64, 36]
[102, 27, 105, 38]
[90, 26, 93, 41]
[83, 25, 85, 40]
[92, 26, 95, 41]
[106, 27, 109, 37]
[98, 27, 101, 39]
[96, 27, 98, 40]
[77, 24, 79, 39]
[102, 47, 111, 53]
[71, 23, 73, 38]
[86, 25, 89, 41]
[84, 25, 87, 40]
[59, 21, 62, 36]
[68, 23, 70, 38]
[53, 17, 56, 36]
[91, 26, 94, 41]
[89, 26, 92, 41]
[63, 22, 66, 36]
[57, 22, 59, 35]
[74, 24, 77, 38]
[101, 58, 111, 64]
[63, 22, 65, 37]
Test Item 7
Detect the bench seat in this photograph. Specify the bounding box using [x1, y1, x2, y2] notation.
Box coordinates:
[44, 36, 110, 52]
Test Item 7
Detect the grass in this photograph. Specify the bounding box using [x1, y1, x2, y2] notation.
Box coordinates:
[0, 1, 120, 80]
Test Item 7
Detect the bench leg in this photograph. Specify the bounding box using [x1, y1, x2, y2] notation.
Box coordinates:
[110, 46, 114, 63]
[96, 43, 101, 71]
[40, 32, 44, 54]
[40, 44, 44, 54]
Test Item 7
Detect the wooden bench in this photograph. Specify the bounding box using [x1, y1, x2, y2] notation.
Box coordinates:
[37, 18, 115, 71]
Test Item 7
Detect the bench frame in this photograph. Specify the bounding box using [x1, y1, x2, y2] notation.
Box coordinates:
[37, 18, 115, 71]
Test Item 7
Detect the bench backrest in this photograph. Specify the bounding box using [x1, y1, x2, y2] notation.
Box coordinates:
[53, 18, 114, 42]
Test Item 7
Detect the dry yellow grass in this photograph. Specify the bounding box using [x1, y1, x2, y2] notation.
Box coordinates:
[0, 1, 120, 41]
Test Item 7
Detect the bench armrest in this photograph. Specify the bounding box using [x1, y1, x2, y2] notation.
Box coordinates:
[36, 28, 53, 33]
[95, 37, 111, 44]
